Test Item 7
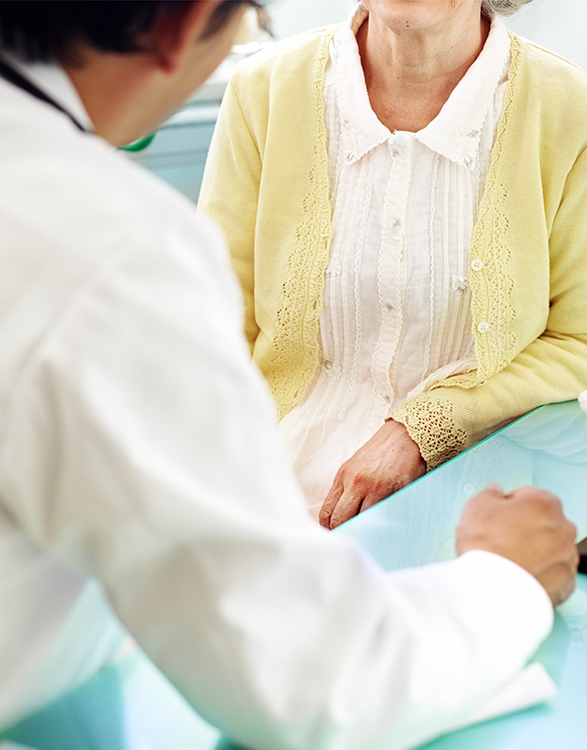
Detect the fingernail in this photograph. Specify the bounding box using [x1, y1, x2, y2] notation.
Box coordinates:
[486, 483, 503, 492]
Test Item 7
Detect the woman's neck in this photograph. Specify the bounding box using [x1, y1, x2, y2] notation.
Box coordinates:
[357, 8, 490, 133]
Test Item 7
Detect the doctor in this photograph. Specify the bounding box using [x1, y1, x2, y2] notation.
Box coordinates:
[0, 2, 579, 749]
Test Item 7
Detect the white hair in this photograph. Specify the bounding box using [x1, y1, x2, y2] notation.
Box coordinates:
[482, 0, 534, 16]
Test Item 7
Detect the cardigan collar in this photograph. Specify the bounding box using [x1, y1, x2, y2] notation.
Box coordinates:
[332, 9, 511, 170]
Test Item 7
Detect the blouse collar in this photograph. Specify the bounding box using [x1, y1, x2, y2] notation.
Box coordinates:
[332, 8, 511, 169]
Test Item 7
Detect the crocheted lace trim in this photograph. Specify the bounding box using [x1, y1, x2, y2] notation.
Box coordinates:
[422, 34, 521, 400]
[267, 33, 334, 418]
[467, 33, 520, 381]
[392, 399, 467, 470]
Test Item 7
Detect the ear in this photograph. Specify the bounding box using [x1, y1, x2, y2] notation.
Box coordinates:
[148, 0, 226, 74]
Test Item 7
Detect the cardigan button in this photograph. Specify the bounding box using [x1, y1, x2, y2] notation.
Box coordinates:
[471, 259, 484, 271]
[477, 321, 490, 333]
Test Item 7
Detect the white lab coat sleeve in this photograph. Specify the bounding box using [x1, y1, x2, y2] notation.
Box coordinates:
[0, 212, 553, 750]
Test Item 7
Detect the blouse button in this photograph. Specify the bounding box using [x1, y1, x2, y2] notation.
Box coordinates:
[324, 361, 342, 381]
[477, 322, 490, 333]
[325, 260, 342, 277]
[452, 275, 468, 293]
[471, 259, 484, 271]
[383, 220, 402, 242]
[390, 135, 408, 156]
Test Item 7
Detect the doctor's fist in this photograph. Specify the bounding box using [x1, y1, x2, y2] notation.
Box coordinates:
[456, 485, 579, 607]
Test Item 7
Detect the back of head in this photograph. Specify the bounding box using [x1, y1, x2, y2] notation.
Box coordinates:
[0, 0, 249, 64]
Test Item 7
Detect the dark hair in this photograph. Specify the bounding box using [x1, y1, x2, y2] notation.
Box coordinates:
[0, 1, 251, 64]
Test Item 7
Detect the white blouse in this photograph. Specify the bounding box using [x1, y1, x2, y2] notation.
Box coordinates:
[280, 12, 512, 518]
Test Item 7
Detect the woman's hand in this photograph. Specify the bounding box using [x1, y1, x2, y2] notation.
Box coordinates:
[319, 420, 426, 529]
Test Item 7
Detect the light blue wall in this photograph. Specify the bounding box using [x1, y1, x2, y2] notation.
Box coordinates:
[270, 0, 355, 39]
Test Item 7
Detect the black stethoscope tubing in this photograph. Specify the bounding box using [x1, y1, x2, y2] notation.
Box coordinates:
[0, 57, 87, 133]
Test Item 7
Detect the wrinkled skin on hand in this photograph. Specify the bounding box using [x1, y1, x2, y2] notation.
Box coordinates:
[319, 419, 426, 530]
[457, 485, 579, 607]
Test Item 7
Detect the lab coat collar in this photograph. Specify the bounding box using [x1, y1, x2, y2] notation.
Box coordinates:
[0, 51, 94, 132]
[334, 9, 511, 169]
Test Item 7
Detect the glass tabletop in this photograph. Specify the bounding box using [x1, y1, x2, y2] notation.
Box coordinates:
[336, 399, 587, 571]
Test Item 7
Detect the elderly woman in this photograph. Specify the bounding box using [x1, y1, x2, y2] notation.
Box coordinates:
[199, 0, 587, 527]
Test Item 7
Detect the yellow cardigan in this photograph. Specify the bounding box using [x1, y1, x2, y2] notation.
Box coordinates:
[199, 27, 587, 469]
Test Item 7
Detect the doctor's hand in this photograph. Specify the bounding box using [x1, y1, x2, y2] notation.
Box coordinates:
[456, 485, 579, 607]
[319, 420, 426, 530]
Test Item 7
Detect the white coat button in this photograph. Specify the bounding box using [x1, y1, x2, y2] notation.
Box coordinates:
[477, 321, 490, 333]
[471, 259, 484, 271]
